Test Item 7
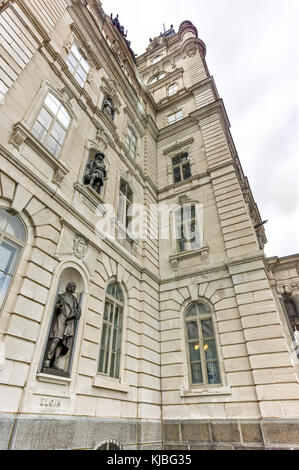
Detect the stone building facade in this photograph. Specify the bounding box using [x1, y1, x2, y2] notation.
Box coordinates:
[0, 0, 299, 450]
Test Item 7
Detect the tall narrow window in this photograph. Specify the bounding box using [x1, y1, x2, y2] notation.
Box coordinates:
[185, 302, 221, 385]
[98, 283, 124, 379]
[0, 208, 26, 310]
[172, 153, 191, 183]
[31, 93, 71, 157]
[66, 44, 90, 87]
[125, 127, 137, 159]
[117, 179, 133, 229]
[168, 109, 183, 125]
[168, 83, 178, 96]
[175, 204, 200, 253]
[148, 72, 166, 85]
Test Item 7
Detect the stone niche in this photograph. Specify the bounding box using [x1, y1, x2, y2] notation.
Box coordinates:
[40, 267, 84, 378]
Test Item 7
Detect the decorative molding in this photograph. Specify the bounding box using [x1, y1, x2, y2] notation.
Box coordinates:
[163, 137, 194, 155]
[93, 374, 129, 393]
[180, 385, 231, 397]
[73, 233, 89, 260]
[169, 245, 209, 270]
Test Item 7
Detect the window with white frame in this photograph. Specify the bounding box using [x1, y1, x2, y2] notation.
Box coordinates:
[185, 302, 221, 385]
[0, 208, 26, 310]
[66, 44, 90, 87]
[31, 93, 71, 157]
[117, 179, 133, 229]
[125, 127, 137, 159]
[168, 109, 183, 125]
[175, 204, 201, 253]
[168, 83, 178, 96]
[98, 283, 124, 379]
[148, 71, 166, 85]
[172, 153, 191, 183]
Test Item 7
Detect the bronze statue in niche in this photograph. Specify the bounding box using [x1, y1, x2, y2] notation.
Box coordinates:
[83, 152, 107, 195]
[42, 282, 81, 374]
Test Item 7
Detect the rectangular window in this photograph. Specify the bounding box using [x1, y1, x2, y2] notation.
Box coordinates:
[66, 44, 90, 87]
[168, 109, 183, 125]
[125, 127, 137, 159]
[169, 84, 178, 96]
[172, 153, 191, 183]
[31, 93, 71, 157]
[175, 204, 201, 253]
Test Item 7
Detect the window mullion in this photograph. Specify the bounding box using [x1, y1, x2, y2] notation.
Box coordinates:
[107, 302, 115, 376]
[198, 318, 208, 384]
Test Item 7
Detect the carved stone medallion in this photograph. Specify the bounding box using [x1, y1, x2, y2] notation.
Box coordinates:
[73, 234, 88, 260]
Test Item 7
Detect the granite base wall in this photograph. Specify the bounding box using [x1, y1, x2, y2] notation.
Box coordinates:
[163, 419, 299, 450]
[0, 414, 162, 450]
[2, 415, 299, 450]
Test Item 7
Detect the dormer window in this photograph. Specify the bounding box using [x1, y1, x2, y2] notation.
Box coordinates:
[66, 44, 90, 87]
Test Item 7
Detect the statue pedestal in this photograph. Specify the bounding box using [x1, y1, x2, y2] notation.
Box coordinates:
[41, 367, 70, 378]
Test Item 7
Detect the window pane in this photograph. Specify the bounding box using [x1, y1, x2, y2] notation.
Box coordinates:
[77, 65, 87, 81]
[173, 166, 181, 183]
[107, 283, 116, 298]
[57, 108, 70, 129]
[172, 156, 181, 166]
[182, 163, 191, 180]
[207, 361, 221, 384]
[197, 303, 211, 315]
[117, 195, 126, 226]
[204, 339, 218, 360]
[0, 210, 26, 242]
[0, 240, 20, 274]
[112, 327, 118, 350]
[75, 74, 85, 87]
[81, 57, 90, 73]
[114, 352, 121, 378]
[31, 121, 47, 142]
[71, 44, 81, 60]
[100, 323, 107, 347]
[185, 304, 197, 317]
[110, 351, 116, 377]
[191, 362, 203, 384]
[0, 272, 12, 309]
[45, 94, 60, 115]
[98, 347, 105, 372]
[187, 321, 199, 340]
[202, 319, 214, 339]
[67, 53, 77, 68]
[104, 301, 109, 320]
[51, 121, 66, 145]
[45, 136, 61, 157]
[37, 107, 52, 130]
[188, 342, 201, 361]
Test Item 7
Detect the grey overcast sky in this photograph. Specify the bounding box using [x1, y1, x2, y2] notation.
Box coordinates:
[103, 0, 299, 259]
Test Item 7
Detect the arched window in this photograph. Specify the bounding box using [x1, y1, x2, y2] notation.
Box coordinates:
[31, 93, 71, 157]
[185, 302, 221, 385]
[98, 283, 124, 379]
[95, 439, 122, 450]
[0, 208, 26, 310]
[175, 203, 200, 253]
[117, 178, 133, 229]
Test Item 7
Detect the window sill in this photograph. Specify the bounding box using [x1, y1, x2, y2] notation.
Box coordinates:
[74, 181, 106, 214]
[180, 385, 231, 397]
[93, 374, 130, 393]
[11, 122, 69, 186]
[169, 245, 209, 269]
[36, 372, 72, 386]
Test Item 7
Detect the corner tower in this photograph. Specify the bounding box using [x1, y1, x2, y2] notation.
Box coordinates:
[138, 21, 299, 448]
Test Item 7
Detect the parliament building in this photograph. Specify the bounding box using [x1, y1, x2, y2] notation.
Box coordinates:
[0, 0, 299, 450]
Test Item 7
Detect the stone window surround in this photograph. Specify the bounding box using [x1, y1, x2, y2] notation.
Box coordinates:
[10, 82, 77, 185]
[179, 298, 230, 397]
[168, 199, 203, 256]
